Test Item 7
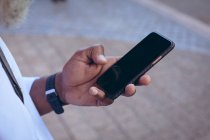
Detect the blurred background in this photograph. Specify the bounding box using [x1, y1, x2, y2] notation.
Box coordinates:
[1, 0, 210, 140]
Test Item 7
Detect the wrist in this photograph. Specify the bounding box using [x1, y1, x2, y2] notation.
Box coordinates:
[55, 72, 67, 105]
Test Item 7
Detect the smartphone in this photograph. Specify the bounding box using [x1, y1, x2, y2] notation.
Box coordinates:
[96, 32, 175, 100]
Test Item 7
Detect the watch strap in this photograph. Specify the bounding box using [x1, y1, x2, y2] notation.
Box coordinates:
[45, 74, 65, 114]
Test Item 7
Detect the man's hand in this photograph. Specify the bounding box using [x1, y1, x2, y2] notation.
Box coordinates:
[30, 45, 151, 115]
[56, 45, 151, 106]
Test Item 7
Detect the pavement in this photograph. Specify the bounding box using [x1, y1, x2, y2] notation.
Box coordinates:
[1, 0, 210, 55]
[1, 0, 210, 140]
[154, 0, 210, 25]
[3, 35, 210, 140]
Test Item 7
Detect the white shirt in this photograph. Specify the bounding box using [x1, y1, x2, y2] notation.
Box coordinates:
[0, 37, 53, 140]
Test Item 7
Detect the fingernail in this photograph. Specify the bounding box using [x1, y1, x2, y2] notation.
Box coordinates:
[90, 87, 98, 96]
[97, 55, 107, 62]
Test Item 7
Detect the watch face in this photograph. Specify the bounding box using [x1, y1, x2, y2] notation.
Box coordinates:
[97, 32, 174, 99]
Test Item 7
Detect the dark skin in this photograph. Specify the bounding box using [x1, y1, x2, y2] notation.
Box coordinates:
[30, 45, 151, 115]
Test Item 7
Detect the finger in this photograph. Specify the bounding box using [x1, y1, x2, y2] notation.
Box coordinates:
[89, 86, 114, 106]
[96, 98, 114, 106]
[89, 86, 105, 100]
[134, 74, 151, 86]
[90, 44, 107, 64]
[105, 56, 121, 62]
[122, 84, 136, 97]
[139, 74, 151, 86]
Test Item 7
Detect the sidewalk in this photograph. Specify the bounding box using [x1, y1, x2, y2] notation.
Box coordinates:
[1, 0, 210, 140]
[154, 0, 210, 25]
[2, 34, 210, 140]
[1, 0, 210, 55]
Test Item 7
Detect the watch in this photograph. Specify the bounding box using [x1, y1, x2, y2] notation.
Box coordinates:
[45, 74, 65, 114]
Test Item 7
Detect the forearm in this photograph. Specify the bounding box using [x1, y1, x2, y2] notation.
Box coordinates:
[30, 76, 52, 115]
[29, 73, 65, 116]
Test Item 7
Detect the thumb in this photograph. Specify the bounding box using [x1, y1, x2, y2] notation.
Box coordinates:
[89, 44, 107, 64]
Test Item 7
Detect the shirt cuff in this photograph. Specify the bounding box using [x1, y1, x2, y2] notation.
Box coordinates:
[22, 77, 40, 95]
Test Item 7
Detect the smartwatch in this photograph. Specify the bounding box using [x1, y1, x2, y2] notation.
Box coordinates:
[45, 74, 65, 114]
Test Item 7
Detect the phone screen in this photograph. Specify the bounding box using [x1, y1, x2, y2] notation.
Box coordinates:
[97, 32, 174, 99]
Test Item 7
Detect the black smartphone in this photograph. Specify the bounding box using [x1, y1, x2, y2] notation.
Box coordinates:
[96, 32, 175, 100]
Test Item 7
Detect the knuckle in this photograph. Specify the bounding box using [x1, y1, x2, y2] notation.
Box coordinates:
[93, 44, 104, 52]
[93, 44, 103, 48]
[74, 49, 84, 56]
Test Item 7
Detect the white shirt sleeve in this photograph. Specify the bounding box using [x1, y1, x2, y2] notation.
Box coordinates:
[0, 37, 53, 140]
[22, 77, 40, 95]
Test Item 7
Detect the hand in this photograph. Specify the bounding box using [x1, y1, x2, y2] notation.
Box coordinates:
[56, 45, 151, 106]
